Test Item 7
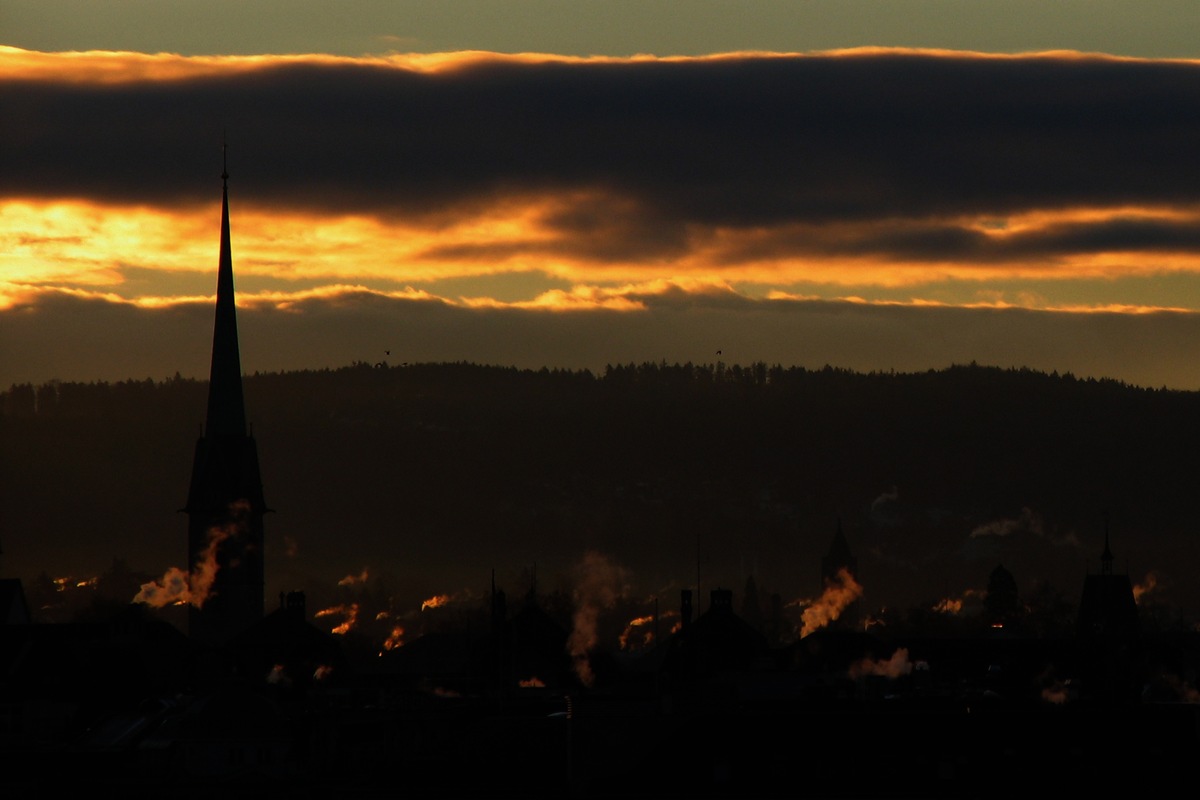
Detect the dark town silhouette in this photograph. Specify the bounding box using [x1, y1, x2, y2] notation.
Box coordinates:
[2, 167, 1200, 798]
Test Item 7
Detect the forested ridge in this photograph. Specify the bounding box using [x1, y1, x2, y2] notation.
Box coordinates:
[3, 360, 1198, 624]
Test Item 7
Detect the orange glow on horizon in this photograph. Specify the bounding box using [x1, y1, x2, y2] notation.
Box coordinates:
[12, 46, 1200, 316]
[7, 44, 1191, 87]
[0, 45, 374, 84]
[0, 45, 771, 86]
[1, 45, 642, 85]
[11, 195, 1200, 316]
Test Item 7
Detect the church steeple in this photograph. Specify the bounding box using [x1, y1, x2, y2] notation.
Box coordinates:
[1076, 512, 1138, 640]
[204, 143, 247, 439]
[1100, 511, 1114, 576]
[820, 518, 861, 630]
[183, 147, 269, 644]
[822, 517, 857, 587]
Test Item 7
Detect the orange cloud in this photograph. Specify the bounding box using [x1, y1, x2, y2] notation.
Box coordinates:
[0, 45, 901, 85]
[0, 45, 525, 85]
[14, 194, 1200, 316]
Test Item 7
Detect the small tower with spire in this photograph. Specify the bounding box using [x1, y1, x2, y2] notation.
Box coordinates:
[183, 145, 270, 644]
[1076, 513, 1138, 639]
[820, 518, 861, 630]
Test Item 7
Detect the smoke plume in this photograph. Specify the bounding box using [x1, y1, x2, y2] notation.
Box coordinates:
[848, 648, 914, 680]
[132, 502, 248, 608]
[798, 567, 864, 638]
[567, 550, 630, 687]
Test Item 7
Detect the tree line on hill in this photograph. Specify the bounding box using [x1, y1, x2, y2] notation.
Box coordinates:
[3, 360, 1198, 633]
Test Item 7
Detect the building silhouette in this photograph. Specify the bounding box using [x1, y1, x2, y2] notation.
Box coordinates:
[183, 154, 270, 644]
[1077, 517, 1139, 639]
[0, 578, 31, 625]
[983, 563, 1022, 631]
[821, 518, 861, 629]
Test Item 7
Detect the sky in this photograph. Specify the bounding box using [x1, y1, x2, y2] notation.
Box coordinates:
[8, 1, 1200, 392]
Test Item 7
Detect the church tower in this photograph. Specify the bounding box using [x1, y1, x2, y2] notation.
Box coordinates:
[1076, 515, 1138, 639]
[184, 150, 269, 644]
[820, 518, 861, 630]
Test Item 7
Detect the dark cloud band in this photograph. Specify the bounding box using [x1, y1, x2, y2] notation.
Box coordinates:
[8, 51, 1200, 226]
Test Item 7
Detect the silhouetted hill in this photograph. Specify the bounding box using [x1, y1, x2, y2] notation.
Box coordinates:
[3, 360, 1198, 629]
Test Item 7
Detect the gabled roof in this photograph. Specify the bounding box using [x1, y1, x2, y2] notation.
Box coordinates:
[659, 590, 771, 678]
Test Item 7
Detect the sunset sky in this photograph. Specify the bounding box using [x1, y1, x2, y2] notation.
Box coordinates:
[8, 2, 1200, 390]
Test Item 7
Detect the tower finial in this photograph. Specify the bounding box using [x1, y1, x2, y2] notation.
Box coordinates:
[1101, 510, 1114, 575]
[221, 132, 229, 182]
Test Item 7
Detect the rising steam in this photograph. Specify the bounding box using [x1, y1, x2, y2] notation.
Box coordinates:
[315, 602, 359, 635]
[133, 500, 250, 608]
[848, 648, 916, 680]
[1133, 572, 1159, 604]
[338, 568, 370, 586]
[619, 614, 656, 651]
[567, 550, 630, 687]
[798, 567, 864, 638]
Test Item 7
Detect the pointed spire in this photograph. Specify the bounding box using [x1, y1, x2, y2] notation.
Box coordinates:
[204, 140, 248, 438]
[1101, 511, 1114, 576]
[822, 516, 858, 590]
[827, 517, 853, 563]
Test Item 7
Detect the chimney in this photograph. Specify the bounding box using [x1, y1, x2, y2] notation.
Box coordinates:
[709, 587, 733, 614]
[285, 590, 306, 619]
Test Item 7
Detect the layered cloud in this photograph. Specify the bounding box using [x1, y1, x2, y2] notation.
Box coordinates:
[10, 48, 1200, 268]
[7, 46, 1200, 388]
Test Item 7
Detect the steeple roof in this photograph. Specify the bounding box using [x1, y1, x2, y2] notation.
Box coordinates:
[183, 150, 269, 643]
[203, 151, 248, 439]
[822, 518, 857, 580]
[1101, 512, 1114, 576]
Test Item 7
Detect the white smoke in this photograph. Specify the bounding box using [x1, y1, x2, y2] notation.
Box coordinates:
[133, 501, 250, 608]
[970, 506, 1043, 539]
[848, 647, 914, 680]
[798, 567, 864, 638]
[567, 550, 631, 687]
